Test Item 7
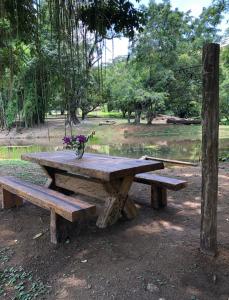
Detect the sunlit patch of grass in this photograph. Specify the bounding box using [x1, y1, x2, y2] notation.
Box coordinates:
[219, 125, 229, 138]
[0, 160, 46, 185]
[88, 110, 123, 118]
[0, 145, 55, 160]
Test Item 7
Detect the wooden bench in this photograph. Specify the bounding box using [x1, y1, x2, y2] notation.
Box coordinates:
[134, 173, 187, 209]
[0, 176, 96, 244]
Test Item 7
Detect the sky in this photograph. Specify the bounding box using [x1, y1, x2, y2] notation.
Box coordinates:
[104, 0, 228, 62]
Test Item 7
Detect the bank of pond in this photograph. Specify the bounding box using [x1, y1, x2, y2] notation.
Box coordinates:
[0, 125, 228, 162]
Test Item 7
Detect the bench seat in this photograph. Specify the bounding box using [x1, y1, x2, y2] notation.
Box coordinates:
[134, 173, 187, 209]
[0, 176, 96, 243]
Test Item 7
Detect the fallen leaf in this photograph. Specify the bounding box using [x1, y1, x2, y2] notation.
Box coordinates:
[81, 259, 88, 263]
[33, 232, 43, 240]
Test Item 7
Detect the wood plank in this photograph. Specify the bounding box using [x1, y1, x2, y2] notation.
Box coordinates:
[41, 166, 73, 195]
[55, 172, 137, 220]
[0, 176, 96, 222]
[21, 152, 164, 181]
[141, 155, 198, 166]
[55, 173, 109, 200]
[134, 173, 187, 190]
[2, 189, 23, 209]
[1, 176, 95, 212]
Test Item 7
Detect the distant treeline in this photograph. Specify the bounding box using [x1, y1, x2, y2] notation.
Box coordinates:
[0, 0, 228, 128]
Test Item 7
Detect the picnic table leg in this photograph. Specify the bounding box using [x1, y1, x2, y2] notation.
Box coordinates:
[123, 198, 138, 219]
[96, 176, 137, 228]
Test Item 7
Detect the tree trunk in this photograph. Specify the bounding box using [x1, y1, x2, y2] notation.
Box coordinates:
[146, 111, 154, 125]
[70, 110, 80, 124]
[127, 111, 131, 124]
[135, 110, 141, 124]
[200, 43, 220, 256]
[82, 111, 87, 120]
[68, 98, 80, 125]
[122, 109, 127, 118]
[167, 118, 201, 125]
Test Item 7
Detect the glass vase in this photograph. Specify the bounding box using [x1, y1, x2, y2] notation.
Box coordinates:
[75, 143, 85, 159]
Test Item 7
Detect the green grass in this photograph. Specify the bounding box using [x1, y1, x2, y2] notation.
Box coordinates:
[0, 145, 56, 160]
[126, 125, 229, 139]
[0, 160, 47, 185]
[88, 110, 123, 118]
[219, 153, 229, 161]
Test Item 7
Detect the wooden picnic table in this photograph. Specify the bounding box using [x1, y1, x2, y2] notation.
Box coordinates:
[21, 151, 164, 228]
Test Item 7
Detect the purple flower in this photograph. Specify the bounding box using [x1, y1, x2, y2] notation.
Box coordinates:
[76, 135, 87, 143]
[62, 132, 94, 150]
[63, 136, 71, 144]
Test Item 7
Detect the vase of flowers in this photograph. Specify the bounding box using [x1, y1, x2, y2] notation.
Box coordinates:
[63, 131, 95, 159]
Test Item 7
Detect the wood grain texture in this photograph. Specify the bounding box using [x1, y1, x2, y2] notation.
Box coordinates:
[201, 43, 219, 256]
[21, 152, 164, 228]
[50, 209, 59, 244]
[55, 173, 109, 200]
[151, 186, 167, 209]
[41, 166, 73, 195]
[134, 173, 187, 191]
[55, 173, 137, 221]
[122, 198, 138, 219]
[2, 189, 23, 209]
[142, 155, 197, 166]
[21, 152, 164, 181]
[0, 176, 96, 222]
[96, 176, 134, 228]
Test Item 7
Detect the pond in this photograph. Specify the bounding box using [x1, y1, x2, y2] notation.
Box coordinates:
[0, 124, 228, 162]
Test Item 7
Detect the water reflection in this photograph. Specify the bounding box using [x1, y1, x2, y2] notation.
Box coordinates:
[87, 141, 202, 161]
[0, 138, 228, 162]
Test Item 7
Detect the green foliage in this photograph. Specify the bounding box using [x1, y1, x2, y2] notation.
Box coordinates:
[77, 0, 144, 38]
[5, 98, 17, 129]
[220, 46, 229, 121]
[0, 266, 48, 299]
[0, 0, 144, 128]
[219, 153, 229, 161]
[104, 0, 227, 122]
[0, 0, 228, 128]
[0, 247, 49, 299]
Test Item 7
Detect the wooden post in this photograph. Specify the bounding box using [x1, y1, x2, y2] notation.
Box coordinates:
[50, 209, 60, 244]
[200, 43, 220, 256]
[2, 189, 23, 209]
[151, 186, 167, 209]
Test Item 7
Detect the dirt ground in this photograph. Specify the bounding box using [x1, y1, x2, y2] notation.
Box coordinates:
[0, 115, 186, 141]
[0, 161, 228, 300]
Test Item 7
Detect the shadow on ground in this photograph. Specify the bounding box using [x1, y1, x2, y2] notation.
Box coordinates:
[0, 163, 228, 300]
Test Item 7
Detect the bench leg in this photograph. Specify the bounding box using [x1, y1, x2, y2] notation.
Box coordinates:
[2, 189, 23, 209]
[50, 209, 71, 244]
[50, 209, 61, 244]
[151, 186, 167, 209]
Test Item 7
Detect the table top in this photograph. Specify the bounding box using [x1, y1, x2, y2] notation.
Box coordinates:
[21, 151, 164, 181]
